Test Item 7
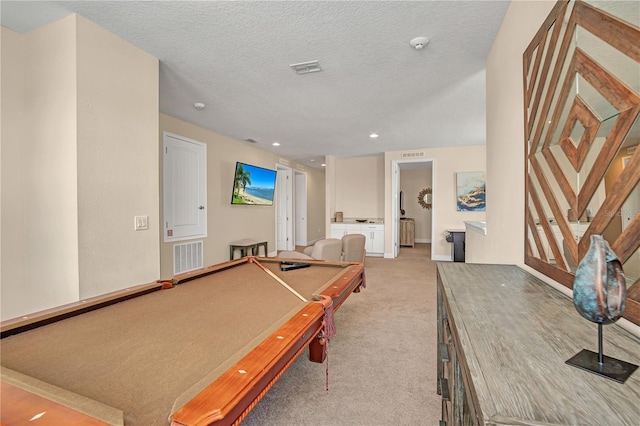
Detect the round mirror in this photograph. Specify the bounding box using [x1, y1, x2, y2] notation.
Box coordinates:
[418, 188, 432, 209]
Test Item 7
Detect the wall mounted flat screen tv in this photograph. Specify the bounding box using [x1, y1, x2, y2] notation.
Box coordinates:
[231, 162, 277, 205]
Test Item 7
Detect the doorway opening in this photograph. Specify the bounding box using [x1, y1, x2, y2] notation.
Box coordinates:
[294, 170, 308, 246]
[275, 165, 309, 252]
[392, 159, 434, 259]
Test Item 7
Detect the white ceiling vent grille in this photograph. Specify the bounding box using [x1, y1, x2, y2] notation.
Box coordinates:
[401, 151, 426, 158]
[290, 60, 322, 74]
[174, 240, 203, 275]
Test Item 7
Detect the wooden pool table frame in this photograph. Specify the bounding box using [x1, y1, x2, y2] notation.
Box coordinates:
[0, 257, 365, 426]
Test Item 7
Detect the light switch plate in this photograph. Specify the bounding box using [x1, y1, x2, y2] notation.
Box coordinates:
[134, 216, 148, 231]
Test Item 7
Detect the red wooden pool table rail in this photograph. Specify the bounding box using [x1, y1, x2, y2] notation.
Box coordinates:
[1, 257, 365, 426]
[170, 300, 327, 426]
[170, 257, 366, 426]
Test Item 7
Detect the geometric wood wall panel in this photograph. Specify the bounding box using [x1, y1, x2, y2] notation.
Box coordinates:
[523, 0, 640, 325]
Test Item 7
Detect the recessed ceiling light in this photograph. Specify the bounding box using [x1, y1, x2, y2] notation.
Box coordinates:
[272, 142, 280, 146]
[310, 159, 315, 162]
[321, 163, 326, 167]
[370, 133, 379, 139]
[194, 102, 206, 110]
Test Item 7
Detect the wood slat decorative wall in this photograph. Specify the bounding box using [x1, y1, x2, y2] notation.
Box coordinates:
[523, 0, 640, 326]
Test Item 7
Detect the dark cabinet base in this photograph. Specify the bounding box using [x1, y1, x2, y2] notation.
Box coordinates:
[446, 231, 465, 262]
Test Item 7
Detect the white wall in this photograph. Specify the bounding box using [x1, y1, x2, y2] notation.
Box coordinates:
[334, 155, 385, 219]
[1, 27, 30, 317]
[467, 0, 557, 266]
[1, 15, 160, 319]
[76, 16, 160, 299]
[385, 146, 486, 259]
[159, 114, 326, 278]
[304, 165, 327, 243]
[1, 15, 326, 319]
[2, 18, 80, 319]
[328, 146, 486, 259]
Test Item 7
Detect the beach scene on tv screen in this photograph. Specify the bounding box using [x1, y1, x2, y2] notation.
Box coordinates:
[232, 163, 276, 205]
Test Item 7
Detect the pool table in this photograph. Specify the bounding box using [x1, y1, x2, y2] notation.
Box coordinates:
[0, 256, 365, 426]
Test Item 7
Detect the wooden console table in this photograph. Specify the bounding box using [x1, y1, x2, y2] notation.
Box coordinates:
[436, 263, 640, 425]
[400, 218, 415, 247]
[229, 239, 268, 260]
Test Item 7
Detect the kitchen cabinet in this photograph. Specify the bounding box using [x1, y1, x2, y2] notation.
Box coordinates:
[361, 224, 384, 255]
[330, 222, 384, 256]
[330, 224, 346, 239]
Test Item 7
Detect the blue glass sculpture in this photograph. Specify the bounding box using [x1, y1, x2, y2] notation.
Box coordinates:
[566, 235, 638, 383]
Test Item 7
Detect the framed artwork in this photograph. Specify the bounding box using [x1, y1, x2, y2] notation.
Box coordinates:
[456, 171, 486, 211]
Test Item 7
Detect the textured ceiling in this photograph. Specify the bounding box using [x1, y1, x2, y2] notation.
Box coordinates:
[1, 0, 511, 169]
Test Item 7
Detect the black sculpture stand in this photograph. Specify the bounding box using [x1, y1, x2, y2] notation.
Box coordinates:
[566, 323, 638, 384]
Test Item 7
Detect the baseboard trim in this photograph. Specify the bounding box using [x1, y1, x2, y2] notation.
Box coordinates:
[432, 255, 452, 262]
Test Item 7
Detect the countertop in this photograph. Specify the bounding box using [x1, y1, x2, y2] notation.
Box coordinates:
[464, 220, 486, 235]
[331, 218, 384, 224]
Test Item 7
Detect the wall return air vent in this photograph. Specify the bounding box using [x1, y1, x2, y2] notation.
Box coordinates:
[401, 151, 426, 158]
[173, 241, 203, 275]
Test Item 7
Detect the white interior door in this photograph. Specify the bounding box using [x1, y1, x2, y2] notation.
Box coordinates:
[276, 165, 294, 251]
[295, 171, 307, 246]
[392, 162, 400, 257]
[162, 132, 207, 242]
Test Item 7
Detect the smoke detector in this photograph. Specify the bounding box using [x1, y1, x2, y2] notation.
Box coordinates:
[410, 37, 429, 50]
[193, 102, 206, 110]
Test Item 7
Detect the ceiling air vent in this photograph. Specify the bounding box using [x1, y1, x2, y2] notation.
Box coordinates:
[290, 60, 322, 75]
[245, 138, 258, 143]
[628, 146, 636, 155]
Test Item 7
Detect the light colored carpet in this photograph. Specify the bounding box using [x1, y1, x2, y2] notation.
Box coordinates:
[243, 243, 441, 425]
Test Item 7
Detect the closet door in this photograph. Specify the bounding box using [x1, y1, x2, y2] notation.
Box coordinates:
[163, 132, 207, 242]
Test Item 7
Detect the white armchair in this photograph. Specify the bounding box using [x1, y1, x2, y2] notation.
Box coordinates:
[278, 238, 343, 261]
[341, 233, 366, 263]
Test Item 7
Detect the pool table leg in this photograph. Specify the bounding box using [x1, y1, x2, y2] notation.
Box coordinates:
[308, 334, 327, 363]
[308, 295, 335, 363]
